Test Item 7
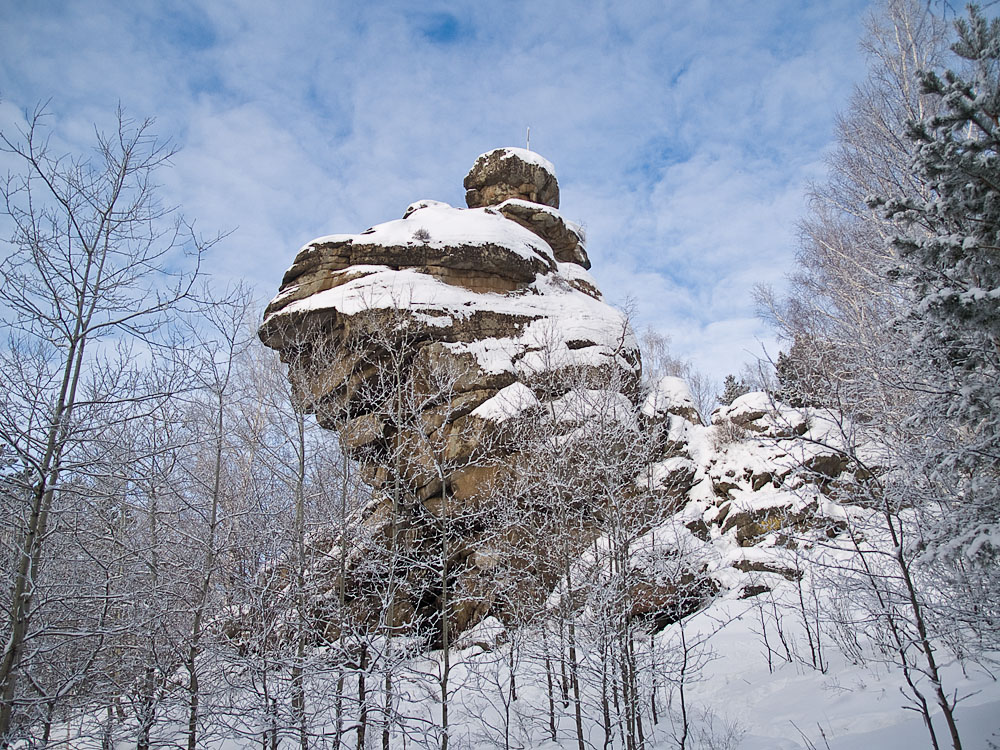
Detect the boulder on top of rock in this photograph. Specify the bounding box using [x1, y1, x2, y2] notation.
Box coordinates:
[465, 147, 560, 209]
[403, 198, 451, 218]
[642, 376, 702, 425]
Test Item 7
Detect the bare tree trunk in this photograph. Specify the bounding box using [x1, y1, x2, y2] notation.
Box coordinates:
[559, 618, 570, 708]
[0, 335, 86, 737]
[357, 646, 368, 750]
[438, 477, 452, 750]
[649, 632, 658, 726]
[601, 639, 612, 750]
[565, 563, 585, 750]
[334, 452, 351, 750]
[291, 413, 310, 750]
[885, 511, 961, 750]
[543, 626, 558, 742]
[382, 608, 394, 748]
[677, 621, 690, 750]
[39, 702, 53, 747]
[136, 666, 157, 750]
[269, 698, 279, 750]
[568, 618, 585, 750]
[440, 540, 450, 750]
[185, 392, 225, 750]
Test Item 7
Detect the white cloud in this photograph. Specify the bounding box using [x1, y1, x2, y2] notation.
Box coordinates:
[0, 0, 873, 380]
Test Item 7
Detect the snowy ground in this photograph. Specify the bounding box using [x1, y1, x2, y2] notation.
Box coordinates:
[671, 594, 1000, 750]
[39, 555, 1000, 749]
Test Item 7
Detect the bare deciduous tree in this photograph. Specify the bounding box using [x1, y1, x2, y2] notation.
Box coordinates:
[0, 106, 213, 744]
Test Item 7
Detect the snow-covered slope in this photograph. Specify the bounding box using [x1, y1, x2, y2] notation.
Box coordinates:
[617, 389, 1000, 749]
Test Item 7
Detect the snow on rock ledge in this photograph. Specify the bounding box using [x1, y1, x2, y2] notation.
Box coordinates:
[712, 391, 808, 438]
[642, 375, 701, 424]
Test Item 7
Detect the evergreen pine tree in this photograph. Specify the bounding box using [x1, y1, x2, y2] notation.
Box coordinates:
[885, 6, 1000, 370]
[718, 374, 750, 406]
[773, 337, 829, 408]
[877, 4, 1000, 629]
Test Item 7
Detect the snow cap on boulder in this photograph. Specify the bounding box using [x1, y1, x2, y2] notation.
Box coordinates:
[464, 147, 559, 209]
[712, 391, 808, 438]
[403, 198, 450, 218]
[642, 375, 701, 425]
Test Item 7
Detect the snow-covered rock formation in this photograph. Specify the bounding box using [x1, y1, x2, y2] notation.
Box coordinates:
[668, 393, 857, 594]
[258, 149, 863, 644]
[260, 148, 640, 637]
[614, 381, 861, 620]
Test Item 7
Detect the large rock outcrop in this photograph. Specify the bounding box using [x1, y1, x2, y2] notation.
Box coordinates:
[258, 149, 867, 647]
[260, 148, 640, 639]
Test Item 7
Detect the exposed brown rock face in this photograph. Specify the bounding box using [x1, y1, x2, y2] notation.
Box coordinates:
[259, 148, 640, 640]
[497, 199, 590, 268]
[464, 147, 560, 209]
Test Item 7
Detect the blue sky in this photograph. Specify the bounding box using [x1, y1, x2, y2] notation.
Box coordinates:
[0, 0, 873, 383]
